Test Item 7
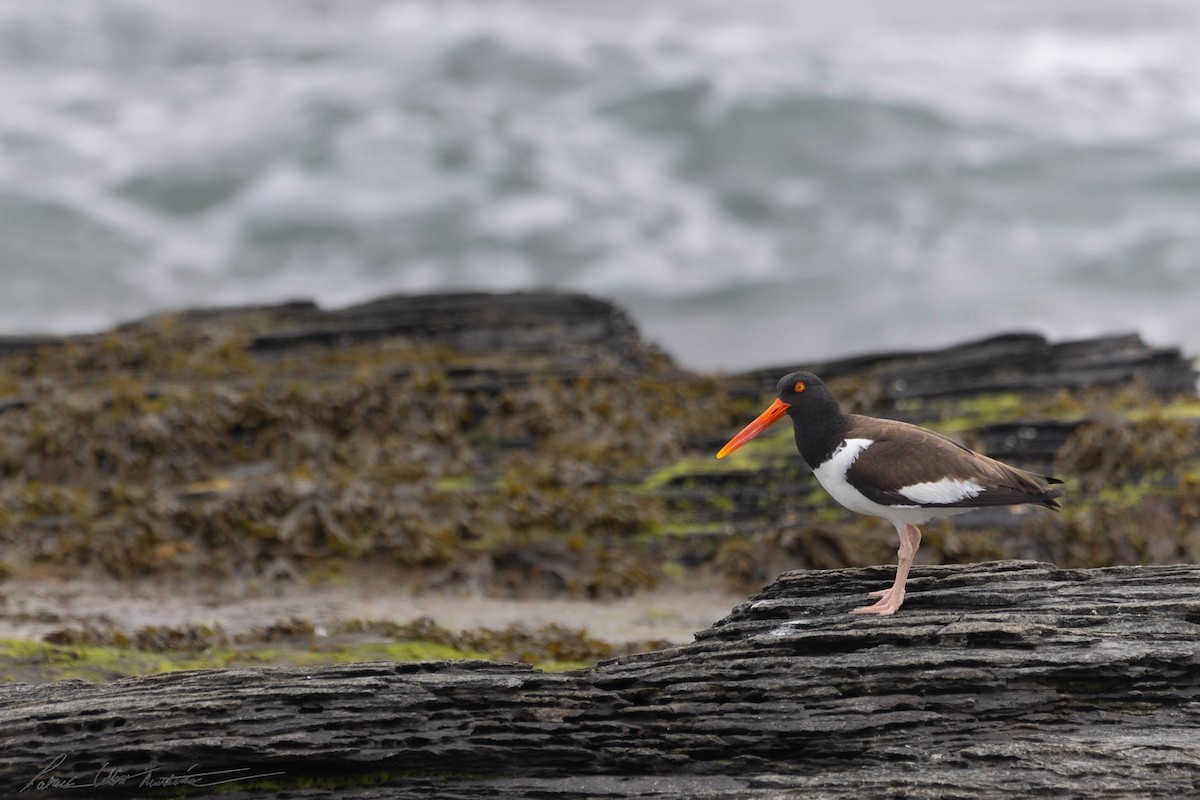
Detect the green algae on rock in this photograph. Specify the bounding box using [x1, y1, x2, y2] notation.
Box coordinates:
[8, 614, 668, 684]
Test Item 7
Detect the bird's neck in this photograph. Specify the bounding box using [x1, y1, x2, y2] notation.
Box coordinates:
[790, 403, 848, 469]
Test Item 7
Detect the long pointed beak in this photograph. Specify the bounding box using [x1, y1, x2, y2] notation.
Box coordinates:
[716, 397, 791, 458]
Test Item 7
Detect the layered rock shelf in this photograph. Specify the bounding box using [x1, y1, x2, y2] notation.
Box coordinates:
[3, 561, 1200, 798]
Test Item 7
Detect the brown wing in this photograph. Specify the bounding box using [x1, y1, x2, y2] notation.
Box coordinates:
[843, 416, 1063, 510]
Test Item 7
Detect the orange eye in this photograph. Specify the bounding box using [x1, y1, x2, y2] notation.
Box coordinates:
[793, 381, 806, 393]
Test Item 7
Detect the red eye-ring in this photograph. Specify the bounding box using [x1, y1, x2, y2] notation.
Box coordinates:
[793, 381, 806, 393]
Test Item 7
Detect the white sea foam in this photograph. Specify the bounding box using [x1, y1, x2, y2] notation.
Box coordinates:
[1, 0, 1200, 367]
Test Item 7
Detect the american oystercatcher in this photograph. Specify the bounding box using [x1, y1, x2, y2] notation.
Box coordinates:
[717, 371, 1064, 615]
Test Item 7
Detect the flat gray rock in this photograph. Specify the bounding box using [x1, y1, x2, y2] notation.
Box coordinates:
[3, 560, 1200, 798]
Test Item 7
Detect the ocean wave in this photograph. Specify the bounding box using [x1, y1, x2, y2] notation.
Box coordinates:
[1, 0, 1199, 366]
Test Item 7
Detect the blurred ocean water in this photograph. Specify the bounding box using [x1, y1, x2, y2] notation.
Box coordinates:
[2, 0, 1199, 369]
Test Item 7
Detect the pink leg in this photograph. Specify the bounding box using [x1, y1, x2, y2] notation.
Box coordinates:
[850, 522, 921, 616]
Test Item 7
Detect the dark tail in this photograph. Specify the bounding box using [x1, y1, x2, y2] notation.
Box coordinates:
[1041, 475, 1065, 511]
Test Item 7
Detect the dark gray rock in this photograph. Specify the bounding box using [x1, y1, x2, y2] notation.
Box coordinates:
[737, 331, 1198, 402]
[3, 561, 1199, 798]
[249, 291, 669, 375]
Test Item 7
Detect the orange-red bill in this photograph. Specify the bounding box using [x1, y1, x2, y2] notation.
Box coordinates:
[716, 398, 791, 458]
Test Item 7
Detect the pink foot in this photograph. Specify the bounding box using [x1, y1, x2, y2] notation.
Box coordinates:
[850, 590, 905, 616]
[848, 522, 921, 617]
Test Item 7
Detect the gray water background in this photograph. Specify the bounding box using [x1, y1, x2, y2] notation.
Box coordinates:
[3, 0, 1199, 369]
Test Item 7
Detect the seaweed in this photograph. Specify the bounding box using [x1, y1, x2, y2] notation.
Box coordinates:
[0, 299, 1197, 617]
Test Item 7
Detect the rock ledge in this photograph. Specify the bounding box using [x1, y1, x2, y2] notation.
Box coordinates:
[3, 560, 1199, 798]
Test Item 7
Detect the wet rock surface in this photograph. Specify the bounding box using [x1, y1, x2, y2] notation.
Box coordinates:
[3, 561, 1200, 798]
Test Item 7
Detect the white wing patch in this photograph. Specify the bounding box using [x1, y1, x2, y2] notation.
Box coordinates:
[899, 478, 985, 505]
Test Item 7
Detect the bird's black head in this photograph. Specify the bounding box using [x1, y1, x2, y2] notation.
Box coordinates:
[773, 370, 835, 410]
[717, 370, 843, 459]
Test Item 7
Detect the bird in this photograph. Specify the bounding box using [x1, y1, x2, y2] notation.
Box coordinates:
[716, 371, 1063, 615]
